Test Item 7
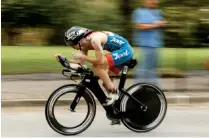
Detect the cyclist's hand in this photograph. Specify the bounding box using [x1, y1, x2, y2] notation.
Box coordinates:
[72, 53, 86, 61]
[55, 54, 61, 62]
[55, 54, 67, 62]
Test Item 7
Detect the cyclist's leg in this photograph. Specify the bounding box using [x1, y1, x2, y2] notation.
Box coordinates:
[92, 63, 120, 125]
[106, 46, 133, 71]
[100, 46, 133, 124]
[102, 67, 123, 94]
[91, 57, 115, 93]
[103, 46, 133, 104]
[92, 47, 132, 94]
[102, 69, 115, 93]
[93, 44, 133, 104]
[107, 47, 133, 66]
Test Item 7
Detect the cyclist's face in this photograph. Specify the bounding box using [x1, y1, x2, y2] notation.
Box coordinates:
[73, 38, 89, 50]
[80, 38, 89, 46]
[73, 44, 80, 50]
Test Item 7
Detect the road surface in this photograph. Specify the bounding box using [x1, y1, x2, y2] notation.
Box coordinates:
[2, 105, 209, 137]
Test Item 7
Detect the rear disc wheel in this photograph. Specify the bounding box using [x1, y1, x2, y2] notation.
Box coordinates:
[120, 83, 167, 132]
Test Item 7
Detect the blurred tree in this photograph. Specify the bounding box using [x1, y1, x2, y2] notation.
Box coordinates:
[119, 0, 132, 41]
[160, 0, 209, 47]
[1, 0, 209, 47]
[195, 8, 209, 47]
[2, 1, 52, 45]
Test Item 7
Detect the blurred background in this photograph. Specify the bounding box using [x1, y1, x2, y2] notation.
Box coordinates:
[1, 0, 209, 90]
[1, 0, 209, 47]
[1, 0, 209, 48]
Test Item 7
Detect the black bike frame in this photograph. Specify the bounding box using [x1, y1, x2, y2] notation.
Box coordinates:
[70, 66, 147, 113]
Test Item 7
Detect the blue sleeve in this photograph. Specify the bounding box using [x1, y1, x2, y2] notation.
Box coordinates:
[132, 9, 149, 24]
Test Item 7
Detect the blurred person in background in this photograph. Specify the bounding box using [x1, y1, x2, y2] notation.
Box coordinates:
[131, 0, 167, 88]
[56, 26, 134, 125]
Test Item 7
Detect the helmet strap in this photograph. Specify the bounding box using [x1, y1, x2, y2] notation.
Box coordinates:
[78, 43, 82, 51]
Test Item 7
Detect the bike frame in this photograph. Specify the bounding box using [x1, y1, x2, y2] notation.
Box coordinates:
[70, 66, 147, 114]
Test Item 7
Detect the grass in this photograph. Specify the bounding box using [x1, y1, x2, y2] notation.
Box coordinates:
[1, 46, 209, 75]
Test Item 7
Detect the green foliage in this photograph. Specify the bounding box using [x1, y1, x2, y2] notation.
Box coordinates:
[71, 0, 122, 32]
[162, 3, 209, 47]
[1, 0, 76, 28]
[1, 0, 209, 47]
[163, 6, 198, 47]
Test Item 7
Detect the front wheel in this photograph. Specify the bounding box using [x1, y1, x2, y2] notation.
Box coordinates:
[45, 84, 96, 135]
[120, 83, 167, 132]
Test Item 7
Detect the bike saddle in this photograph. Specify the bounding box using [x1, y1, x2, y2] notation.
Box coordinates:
[122, 58, 138, 69]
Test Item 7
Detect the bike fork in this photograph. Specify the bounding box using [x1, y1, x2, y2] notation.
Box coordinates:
[69, 85, 85, 112]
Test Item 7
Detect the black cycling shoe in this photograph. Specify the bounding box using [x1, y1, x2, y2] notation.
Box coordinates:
[110, 119, 121, 125]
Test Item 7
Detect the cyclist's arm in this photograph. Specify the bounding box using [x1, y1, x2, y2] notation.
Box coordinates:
[81, 50, 88, 56]
[83, 36, 104, 65]
[62, 50, 88, 64]
[66, 59, 79, 64]
[56, 54, 78, 64]
[80, 50, 88, 64]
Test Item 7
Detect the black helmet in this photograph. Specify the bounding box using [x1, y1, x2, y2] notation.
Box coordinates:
[64, 26, 93, 46]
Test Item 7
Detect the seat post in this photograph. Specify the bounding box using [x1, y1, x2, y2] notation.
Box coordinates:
[118, 66, 128, 91]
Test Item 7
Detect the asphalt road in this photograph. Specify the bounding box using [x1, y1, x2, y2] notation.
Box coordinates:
[1, 105, 209, 137]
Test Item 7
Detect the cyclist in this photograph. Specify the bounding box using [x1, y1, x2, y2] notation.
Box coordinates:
[56, 26, 134, 124]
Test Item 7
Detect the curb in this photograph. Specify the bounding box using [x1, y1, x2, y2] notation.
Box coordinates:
[2, 96, 209, 107]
